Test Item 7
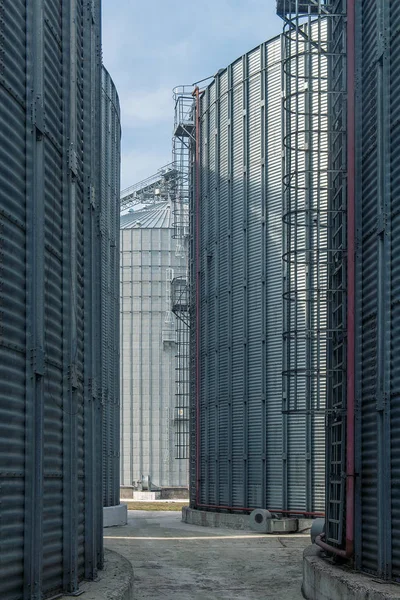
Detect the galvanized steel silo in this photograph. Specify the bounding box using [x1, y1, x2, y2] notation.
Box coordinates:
[288, 0, 400, 585]
[352, 0, 400, 581]
[309, 0, 400, 582]
[0, 2, 103, 598]
[190, 34, 326, 514]
[120, 205, 189, 490]
[101, 66, 122, 510]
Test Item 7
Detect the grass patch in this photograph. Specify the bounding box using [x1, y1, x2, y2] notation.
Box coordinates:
[124, 501, 189, 512]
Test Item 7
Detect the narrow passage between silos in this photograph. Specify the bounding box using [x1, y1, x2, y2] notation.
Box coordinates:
[105, 509, 308, 600]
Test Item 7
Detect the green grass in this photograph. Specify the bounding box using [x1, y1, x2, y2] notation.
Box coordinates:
[124, 501, 189, 512]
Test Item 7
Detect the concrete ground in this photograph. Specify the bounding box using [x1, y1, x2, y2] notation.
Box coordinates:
[104, 510, 309, 600]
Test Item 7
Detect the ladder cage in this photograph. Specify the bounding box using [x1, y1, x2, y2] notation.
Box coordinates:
[172, 276, 190, 459]
[279, 0, 347, 531]
[172, 86, 195, 240]
[171, 86, 193, 462]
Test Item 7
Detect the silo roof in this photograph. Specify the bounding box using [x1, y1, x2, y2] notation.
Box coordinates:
[120, 202, 173, 229]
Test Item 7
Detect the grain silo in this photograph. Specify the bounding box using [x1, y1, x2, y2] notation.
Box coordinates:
[120, 200, 189, 496]
[349, 0, 400, 579]
[101, 66, 126, 525]
[0, 1, 104, 597]
[186, 27, 328, 522]
[305, 0, 400, 586]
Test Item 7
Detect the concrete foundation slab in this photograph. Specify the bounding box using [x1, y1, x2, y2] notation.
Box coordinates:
[182, 506, 251, 530]
[60, 549, 133, 600]
[183, 507, 314, 533]
[298, 519, 313, 532]
[267, 518, 298, 534]
[104, 504, 128, 528]
[303, 545, 400, 600]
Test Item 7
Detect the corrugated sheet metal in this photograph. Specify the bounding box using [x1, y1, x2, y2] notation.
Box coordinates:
[0, 1, 104, 597]
[120, 208, 188, 489]
[192, 34, 325, 512]
[121, 203, 174, 229]
[0, 3, 27, 596]
[101, 67, 121, 508]
[265, 38, 285, 509]
[354, 0, 400, 581]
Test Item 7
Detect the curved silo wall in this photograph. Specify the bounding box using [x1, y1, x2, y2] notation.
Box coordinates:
[0, 2, 103, 598]
[190, 34, 326, 513]
[351, 0, 400, 580]
[101, 67, 122, 509]
[120, 206, 189, 489]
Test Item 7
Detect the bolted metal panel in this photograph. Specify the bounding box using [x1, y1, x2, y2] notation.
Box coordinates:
[354, 0, 400, 581]
[120, 205, 189, 489]
[101, 67, 121, 508]
[192, 34, 326, 513]
[0, 1, 103, 598]
[355, 0, 382, 577]
[0, 3, 27, 597]
[390, 1, 400, 579]
[264, 38, 285, 509]
[81, 0, 104, 579]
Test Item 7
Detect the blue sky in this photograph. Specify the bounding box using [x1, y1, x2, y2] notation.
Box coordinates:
[102, 1, 282, 190]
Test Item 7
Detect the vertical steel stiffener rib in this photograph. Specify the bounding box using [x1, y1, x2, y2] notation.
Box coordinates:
[25, 1, 45, 596]
[65, 0, 78, 590]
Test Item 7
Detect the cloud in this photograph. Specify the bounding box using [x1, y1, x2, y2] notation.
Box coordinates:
[102, 0, 283, 188]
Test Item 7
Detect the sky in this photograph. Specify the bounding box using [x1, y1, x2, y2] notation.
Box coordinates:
[102, 1, 282, 191]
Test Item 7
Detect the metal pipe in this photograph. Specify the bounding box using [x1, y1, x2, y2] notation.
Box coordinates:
[315, 0, 356, 560]
[315, 533, 348, 558]
[193, 86, 201, 506]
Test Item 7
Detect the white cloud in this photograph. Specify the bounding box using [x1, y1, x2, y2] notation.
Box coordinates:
[102, 0, 283, 191]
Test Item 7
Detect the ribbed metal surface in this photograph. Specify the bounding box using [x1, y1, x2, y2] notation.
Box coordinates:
[0, 1, 103, 597]
[0, 3, 27, 595]
[121, 203, 174, 229]
[192, 35, 325, 512]
[120, 204, 188, 488]
[101, 67, 121, 508]
[354, 0, 400, 581]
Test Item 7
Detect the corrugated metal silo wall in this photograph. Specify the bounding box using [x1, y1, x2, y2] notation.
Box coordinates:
[190, 35, 325, 512]
[0, 2, 103, 598]
[101, 67, 121, 508]
[120, 217, 189, 488]
[354, 0, 400, 580]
